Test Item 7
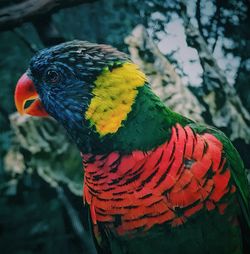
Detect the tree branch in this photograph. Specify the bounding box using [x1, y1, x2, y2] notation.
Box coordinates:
[56, 186, 96, 254]
[211, 0, 221, 52]
[0, 0, 97, 31]
[195, 0, 206, 41]
[180, 0, 250, 145]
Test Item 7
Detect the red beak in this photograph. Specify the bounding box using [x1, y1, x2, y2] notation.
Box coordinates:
[14, 73, 49, 117]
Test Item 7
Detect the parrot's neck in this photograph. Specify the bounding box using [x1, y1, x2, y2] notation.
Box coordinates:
[78, 85, 192, 155]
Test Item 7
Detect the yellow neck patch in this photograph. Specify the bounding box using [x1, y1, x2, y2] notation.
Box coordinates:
[85, 62, 146, 136]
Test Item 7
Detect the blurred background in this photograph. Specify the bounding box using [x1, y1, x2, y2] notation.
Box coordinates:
[0, 0, 249, 253]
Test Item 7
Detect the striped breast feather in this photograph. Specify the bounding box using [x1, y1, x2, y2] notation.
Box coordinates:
[82, 123, 236, 235]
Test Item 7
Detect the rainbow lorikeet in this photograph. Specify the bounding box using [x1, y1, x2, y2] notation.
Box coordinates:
[14, 41, 250, 254]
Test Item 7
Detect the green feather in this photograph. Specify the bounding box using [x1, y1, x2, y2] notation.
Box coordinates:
[102, 84, 192, 153]
[189, 123, 250, 251]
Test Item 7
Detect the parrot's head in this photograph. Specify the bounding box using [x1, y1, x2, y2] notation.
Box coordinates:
[14, 40, 147, 153]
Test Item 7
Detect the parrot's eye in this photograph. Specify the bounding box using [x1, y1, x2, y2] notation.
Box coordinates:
[45, 69, 60, 84]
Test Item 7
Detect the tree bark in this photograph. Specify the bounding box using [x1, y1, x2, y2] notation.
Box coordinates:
[4, 113, 83, 195]
[179, 1, 250, 144]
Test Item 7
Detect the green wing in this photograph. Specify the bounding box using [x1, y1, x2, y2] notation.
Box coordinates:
[189, 123, 250, 251]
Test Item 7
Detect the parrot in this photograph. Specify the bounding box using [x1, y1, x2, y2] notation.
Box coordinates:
[14, 40, 250, 254]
